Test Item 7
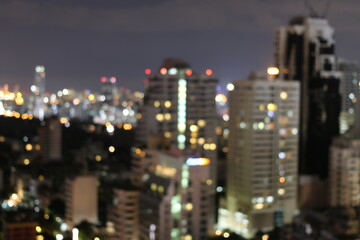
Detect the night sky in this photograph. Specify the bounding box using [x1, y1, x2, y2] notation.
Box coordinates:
[1, 0, 359, 93]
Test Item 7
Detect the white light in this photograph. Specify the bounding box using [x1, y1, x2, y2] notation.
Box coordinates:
[240, 122, 246, 129]
[226, 83, 234, 91]
[266, 196, 274, 203]
[56, 234, 64, 240]
[72, 228, 79, 240]
[106, 125, 115, 133]
[30, 85, 37, 92]
[278, 152, 286, 159]
[62, 89, 69, 95]
[216, 186, 223, 192]
[169, 68, 178, 75]
[60, 223, 68, 232]
[349, 93, 355, 99]
[123, 109, 129, 116]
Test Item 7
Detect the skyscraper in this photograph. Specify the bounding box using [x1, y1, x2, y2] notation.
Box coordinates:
[136, 58, 218, 181]
[30, 65, 46, 120]
[224, 71, 300, 238]
[275, 16, 341, 178]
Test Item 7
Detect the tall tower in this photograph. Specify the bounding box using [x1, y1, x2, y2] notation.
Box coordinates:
[137, 58, 218, 180]
[225, 71, 300, 238]
[30, 65, 46, 120]
[274, 16, 341, 178]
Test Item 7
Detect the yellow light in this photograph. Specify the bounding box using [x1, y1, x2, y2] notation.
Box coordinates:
[190, 138, 197, 144]
[88, 94, 95, 101]
[209, 143, 217, 150]
[94, 238, 100, 240]
[36, 226, 42, 233]
[267, 103, 277, 111]
[197, 120, 206, 127]
[185, 203, 193, 211]
[280, 91, 288, 100]
[267, 67, 279, 75]
[123, 123, 132, 130]
[164, 100, 171, 108]
[95, 155, 102, 162]
[60, 117, 68, 124]
[35, 144, 41, 151]
[154, 101, 160, 108]
[44, 214, 49, 220]
[136, 113, 142, 119]
[223, 232, 230, 238]
[73, 98, 80, 105]
[0, 136, 5, 142]
[164, 113, 171, 120]
[262, 234, 269, 240]
[25, 144, 33, 151]
[164, 132, 171, 138]
[28, 114, 33, 120]
[108, 146, 115, 153]
[254, 203, 264, 209]
[190, 125, 199, 132]
[156, 114, 164, 121]
[24, 159, 30, 165]
[259, 104, 265, 111]
[206, 179, 213, 185]
[215, 230, 222, 236]
[278, 188, 285, 195]
[38, 175, 45, 181]
[37, 235, 44, 240]
[198, 138, 205, 145]
[14, 112, 21, 118]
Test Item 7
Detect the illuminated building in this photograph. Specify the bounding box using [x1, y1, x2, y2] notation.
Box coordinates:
[30, 65, 46, 120]
[2, 219, 37, 240]
[224, 70, 300, 238]
[136, 58, 218, 181]
[337, 59, 360, 133]
[38, 117, 62, 162]
[110, 189, 140, 240]
[139, 151, 212, 240]
[275, 16, 341, 179]
[65, 175, 98, 227]
[100, 76, 118, 106]
[329, 138, 360, 207]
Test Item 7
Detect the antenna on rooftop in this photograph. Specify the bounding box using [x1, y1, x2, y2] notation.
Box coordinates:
[304, 0, 332, 18]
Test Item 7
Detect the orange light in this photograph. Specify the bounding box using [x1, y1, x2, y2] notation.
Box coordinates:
[186, 69, 192, 76]
[145, 69, 151, 75]
[205, 69, 213, 76]
[279, 177, 286, 183]
[160, 68, 167, 75]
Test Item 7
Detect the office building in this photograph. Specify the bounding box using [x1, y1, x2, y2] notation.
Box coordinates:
[136, 58, 218, 181]
[65, 175, 98, 227]
[274, 16, 341, 178]
[329, 138, 360, 207]
[138, 150, 212, 240]
[224, 71, 300, 238]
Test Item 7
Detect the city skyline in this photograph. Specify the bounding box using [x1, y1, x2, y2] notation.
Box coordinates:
[1, 0, 360, 92]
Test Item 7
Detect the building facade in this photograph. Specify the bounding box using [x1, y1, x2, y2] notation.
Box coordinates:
[225, 75, 300, 238]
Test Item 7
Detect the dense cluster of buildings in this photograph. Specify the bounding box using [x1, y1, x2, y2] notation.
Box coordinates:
[1, 13, 360, 240]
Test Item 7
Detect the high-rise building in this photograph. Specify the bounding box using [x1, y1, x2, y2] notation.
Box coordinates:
[110, 189, 140, 240]
[337, 59, 360, 133]
[100, 76, 118, 106]
[138, 150, 212, 240]
[65, 175, 98, 227]
[30, 65, 46, 120]
[38, 117, 62, 162]
[275, 16, 341, 178]
[224, 72, 300, 238]
[136, 58, 218, 180]
[329, 138, 360, 207]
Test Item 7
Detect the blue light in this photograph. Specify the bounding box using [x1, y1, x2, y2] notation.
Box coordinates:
[186, 158, 210, 166]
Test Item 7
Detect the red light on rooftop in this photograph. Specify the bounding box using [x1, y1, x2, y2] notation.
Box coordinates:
[145, 69, 152, 75]
[110, 77, 116, 83]
[205, 69, 213, 76]
[160, 68, 167, 75]
[101, 77, 107, 82]
[186, 69, 192, 76]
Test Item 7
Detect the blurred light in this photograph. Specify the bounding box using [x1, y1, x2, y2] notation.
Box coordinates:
[216, 186, 223, 192]
[169, 68, 177, 75]
[280, 91, 288, 100]
[145, 69, 152, 75]
[279, 177, 286, 183]
[24, 159, 30, 165]
[278, 188, 285, 195]
[25, 144, 33, 151]
[215, 230, 222, 236]
[267, 67, 279, 75]
[95, 155, 102, 162]
[108, 146, 115, 153]
[56, 234, 64, 240]
[101, 77, 107, 83]
[160, 68, 167, 75]
[110, 77, 116, 83]
[72, 228, 79, 240]
[106, 124, 115, 133]
[262, 234, 269, 240]
[164, 100, 171, 108]
[226, 83, 234, 91]
[186, 69, 192, 76]
[205, 69, 213, 76]
[223, 232, 230, 238]
[186, 158, 210, 166]
[267, 103, 277, 111]
[62, 89, 69, 95]
[36, 226, 42, 233]
[73, 98, 80, 105]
